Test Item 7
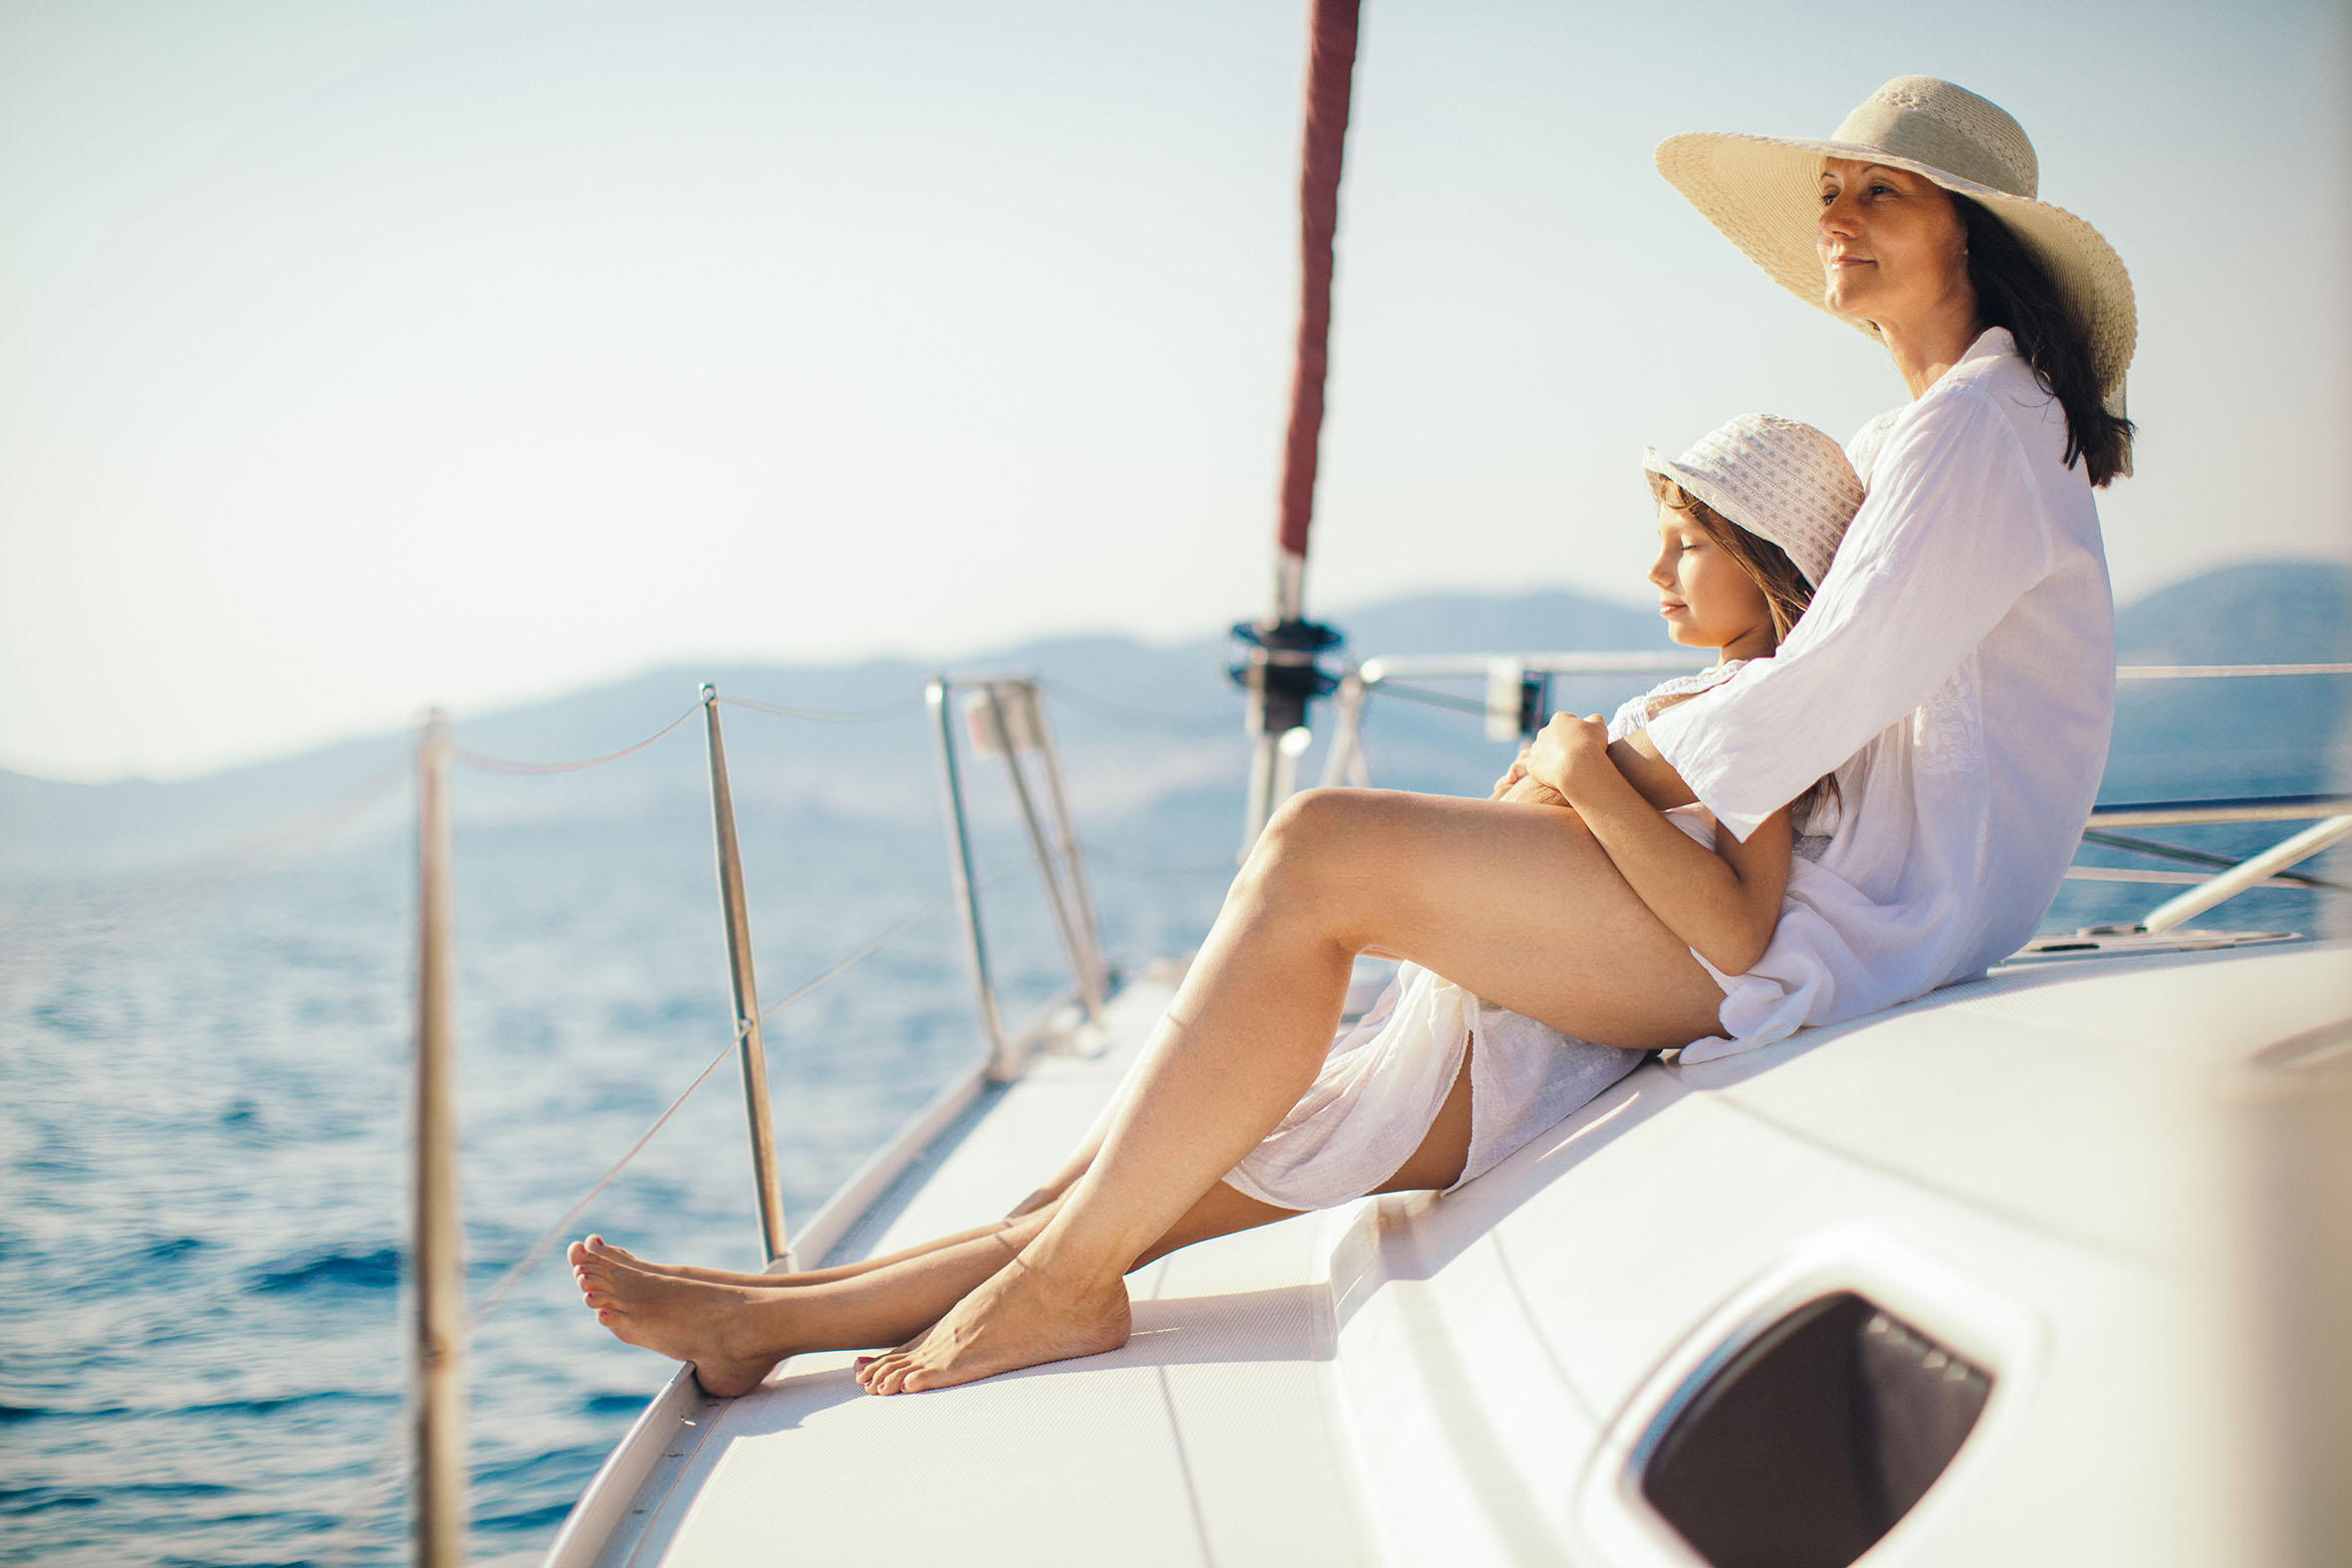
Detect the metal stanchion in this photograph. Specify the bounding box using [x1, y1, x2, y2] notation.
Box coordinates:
[1020, 688, 1110, 1006]
[928, 677, 1013, 1076]
[701, 685, 790, 1266]
[977, 683, 1103, 1026]
[411, 711, 465, 1568]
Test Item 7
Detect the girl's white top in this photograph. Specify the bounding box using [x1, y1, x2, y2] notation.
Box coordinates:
[1644, 327, 2116, 1062]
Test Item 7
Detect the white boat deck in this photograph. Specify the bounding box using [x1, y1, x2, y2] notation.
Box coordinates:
[549, 940, 2352, 1568]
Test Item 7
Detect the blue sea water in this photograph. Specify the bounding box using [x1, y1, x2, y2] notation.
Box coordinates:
[1, 685, 2342, 1567]
[0, 780, 1232, 1568]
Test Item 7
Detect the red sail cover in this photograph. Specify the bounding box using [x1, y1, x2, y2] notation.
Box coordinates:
[1276, 0, 1361, 577]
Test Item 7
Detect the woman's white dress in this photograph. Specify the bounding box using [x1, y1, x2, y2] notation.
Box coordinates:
[1227, 327, 2116, 1207]
[1645, 327, 2115, 1061]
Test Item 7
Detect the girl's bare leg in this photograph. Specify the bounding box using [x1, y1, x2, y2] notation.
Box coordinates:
[579, 1037, 1480, 1397]
[578, 963, 1194, 1289]
[858, 788, 1723, 1394]
[565, 1219, 1027, 1291]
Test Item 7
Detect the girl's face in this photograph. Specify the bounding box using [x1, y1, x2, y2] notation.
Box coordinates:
[1815, 157, 1974, 335]
[1649, 503, 1776, 662]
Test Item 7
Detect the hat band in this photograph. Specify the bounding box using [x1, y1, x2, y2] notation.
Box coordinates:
[1827, 102, 2032, 198]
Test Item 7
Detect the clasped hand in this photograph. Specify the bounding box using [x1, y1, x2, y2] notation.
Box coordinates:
[1489, 712, 1612, 807]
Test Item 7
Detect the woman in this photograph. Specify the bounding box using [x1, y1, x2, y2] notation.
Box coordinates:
[579, 76, 2132, 1399]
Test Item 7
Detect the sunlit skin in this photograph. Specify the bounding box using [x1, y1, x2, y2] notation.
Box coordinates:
[1817, 157, 1985, 398]
[1651, 504, 1776, 664]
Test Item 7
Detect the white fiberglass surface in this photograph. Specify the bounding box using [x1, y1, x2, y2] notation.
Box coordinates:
[577, 944, 2347, 1568]
[599, 976, 1378, 1568]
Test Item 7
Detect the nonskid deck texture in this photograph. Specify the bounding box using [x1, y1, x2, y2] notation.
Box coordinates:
[552, 942, 2352, 1568]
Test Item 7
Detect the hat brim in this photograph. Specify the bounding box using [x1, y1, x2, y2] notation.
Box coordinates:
[1655, 130, 2136, 400]
[1642, 446, 1764, 545]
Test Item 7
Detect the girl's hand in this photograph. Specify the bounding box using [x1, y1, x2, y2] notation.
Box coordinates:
[1501, 774, 1572, 809]
[1489, 746, 1533, 800]
[1526, 712, 1614, 804]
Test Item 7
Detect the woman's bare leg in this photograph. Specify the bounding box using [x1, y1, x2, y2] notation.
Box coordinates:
[857, 788, 1722, 1394]
[582, 1037, 1482, 1397]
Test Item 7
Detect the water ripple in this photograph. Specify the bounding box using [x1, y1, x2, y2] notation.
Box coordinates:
[248, 1244, 401, 1294]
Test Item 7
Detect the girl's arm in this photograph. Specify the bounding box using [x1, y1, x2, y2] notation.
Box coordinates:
[1528, 711, 1790, 975]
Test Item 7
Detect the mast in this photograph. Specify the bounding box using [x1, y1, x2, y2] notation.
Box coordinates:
[1235, 0, 1359, 850]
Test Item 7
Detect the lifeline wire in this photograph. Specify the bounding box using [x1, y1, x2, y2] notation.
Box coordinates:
[2079, 827, 2352, 894]
[1373, 681, 1491, 718]
[2116, 663, 2352, 679]
[450, 701, 703, 775]
[322, 878, 993, 1565]
[458, 871, 1016, 1333]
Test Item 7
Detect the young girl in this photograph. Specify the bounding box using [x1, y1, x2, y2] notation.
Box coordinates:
[1218, 410, 1862, 1215]
[572, 411, 1866, 1396]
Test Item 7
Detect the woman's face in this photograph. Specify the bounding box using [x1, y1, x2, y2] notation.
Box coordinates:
[1649, 503, 1774, 660]
[1816, 157, 1973, 334]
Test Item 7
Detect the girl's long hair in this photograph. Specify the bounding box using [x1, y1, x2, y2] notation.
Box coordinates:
[1953, 194, 2135, 487]
[1649, 475, 1840, 829]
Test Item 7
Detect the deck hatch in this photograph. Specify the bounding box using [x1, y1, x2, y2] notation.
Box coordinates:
[1638, 1291, 1991, 1567]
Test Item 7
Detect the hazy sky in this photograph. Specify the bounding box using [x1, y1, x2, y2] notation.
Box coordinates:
[4, 0, 2348, 782]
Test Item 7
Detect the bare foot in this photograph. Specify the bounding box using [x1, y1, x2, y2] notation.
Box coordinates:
[853, 1256, 1130, 1395]
[572, 1238, 789, 1398]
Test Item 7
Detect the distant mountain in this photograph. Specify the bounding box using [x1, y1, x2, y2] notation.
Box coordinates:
[2104, 559, 2350, 801]
[2114, 560, 2352, 665]
[3, 563, 2344, 877]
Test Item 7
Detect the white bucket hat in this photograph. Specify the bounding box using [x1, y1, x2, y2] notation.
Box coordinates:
[1655, 76, 2135, 405]
[1644, 413, 1863, 589]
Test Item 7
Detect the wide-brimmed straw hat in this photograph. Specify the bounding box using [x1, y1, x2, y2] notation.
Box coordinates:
[1655, 76, 2135, 404]
[1644, 413, 1863, 588]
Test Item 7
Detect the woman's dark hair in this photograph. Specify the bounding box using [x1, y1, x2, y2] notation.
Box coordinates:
[1953, 194, 2134, 487]
[1647, 475, 1840, 828]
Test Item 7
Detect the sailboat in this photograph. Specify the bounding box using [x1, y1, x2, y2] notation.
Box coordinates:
[531, 6, 2352, 1564]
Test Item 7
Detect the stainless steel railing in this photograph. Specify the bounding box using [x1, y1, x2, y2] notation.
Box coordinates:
[410, 712, 464, 1568]
[699, 685, 791, 1266]
[1320, 651, 1713, 788]
[1313, 651, 2352, 938]
[395, 675, 1114, 1561]
[927, 673, 1110, 1079]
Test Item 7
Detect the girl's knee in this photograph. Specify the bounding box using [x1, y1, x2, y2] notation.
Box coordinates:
[1247, 787, 1362, 893]
[1261, 786, 1364, 857]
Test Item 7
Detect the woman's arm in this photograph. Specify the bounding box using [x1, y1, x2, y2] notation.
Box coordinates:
[1646, 384, 2060, 838]
[1529, 711, 1789, 975]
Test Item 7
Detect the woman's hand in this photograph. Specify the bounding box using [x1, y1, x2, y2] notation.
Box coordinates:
[1526, 713, 1615, 805]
